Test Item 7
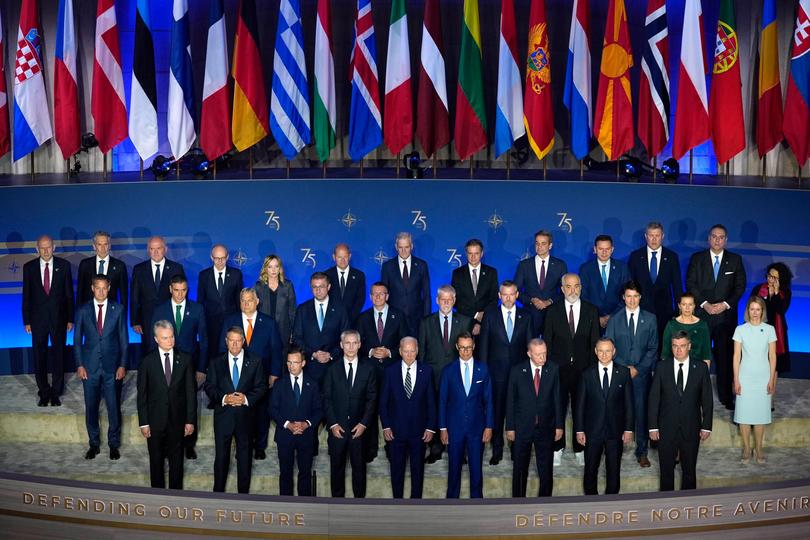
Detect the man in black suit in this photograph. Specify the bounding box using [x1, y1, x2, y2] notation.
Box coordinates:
[686, 224, 746, 410]
[323, 330, 378, 498]
[478, 280, 533, 465]
[380, 232, 431, 335]
[22, 234, 74, 406]
[130, 236, 186, 358]
[270, 347, 322, 496]
[137, 321, 197, 489]
[76, 231, 128, 314]
[205, 326, 266, 494]
[451, 239, 499, 336]
[505, 339, 563, 497]
[648, 331, 713, 491]
[325, 243, 366, 327]
[574, 338, 634, 495]
[514, 230, 568, 336]
[543, 273, 600, 467]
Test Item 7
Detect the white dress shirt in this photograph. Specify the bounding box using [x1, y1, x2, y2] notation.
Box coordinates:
[439, 311, 454, 334]
[501, 304, 516, 330]
[704, 250, 729, 309]
[625, 307, 640, 334]
[40, 258, 53, 283]
[283, 373, 310, 428]
[646, 247, 661, 273]
[458, 357, 475, 382]
[401, 360, 417, 387]
[224, 350, 249, 406]
[152, 259, 166, 278]
[95, 299, 109, 329]
[468, 264, 481, 285]
[599, 260, 611, 284]
[534, 255, 550, 284]
[242, 312, 256, 332]
[566, 299, 582, 333]
[96, 256, 110, 275]
[171, 300, 186, 324]
[399, 256, 412, 278]
[314, 296, 330, 317]
[599, 361, 614, 387]
[343, 356, 358, 387]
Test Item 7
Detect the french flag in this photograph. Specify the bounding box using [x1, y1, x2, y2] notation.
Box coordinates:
[563, 0, 592, 160]
[54, 0, 80, 160]
[200, 0, 231, 161]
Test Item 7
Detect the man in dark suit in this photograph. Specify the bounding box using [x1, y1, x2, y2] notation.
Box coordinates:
[478, 280, 533, 465]
[325, 243, 366, 327]
[323, 330, 378, 498]
[648, 331, 713, 491]
[130, 236, 186, 357]
[451, 239, 499, 336]
[151, 275, 208, 459]
[76, 231, 128, 314]
[505, 339, 563, 497]
[22, 234, 74, 406]
[137, 321, 197, 489]
[73, 274, 127, 459]
[579, 234, 630, 331]
[270, 347, 322, 496]
[543, 273, 600, 466]
[575, 338, 634, 495]
[379, 337, 436, 498]
[686, 224, 746, 410]
[514, 230, 568, 336]
[439, 333, 494, 498]
[205, 326, 267, 494]
[380, 232, 431, 335]
[605, 280, 658, 468]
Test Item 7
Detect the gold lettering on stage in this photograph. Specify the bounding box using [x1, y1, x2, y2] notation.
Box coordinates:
[628, 510, 639, 523]
[294, 514, 305, 526]
[216, 509, 226, 524]
[515, 515, 528, 528]
[159, 506, 171, 519]
[192, 508, 203, 521]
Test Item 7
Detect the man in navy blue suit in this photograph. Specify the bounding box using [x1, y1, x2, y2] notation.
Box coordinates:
[514, 230, 568, 337]
[380, 337, 436, 498]
[439, 333, 494, 498]
[325, 243, 366, 327]
[579, 235, 630, 331]
[271, 347, 322, 496]
[73, 274, 128, 460]
[76, 231, 128, 315]
[380, 232, 431, 336]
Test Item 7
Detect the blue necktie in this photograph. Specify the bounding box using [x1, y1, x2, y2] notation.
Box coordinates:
[232, 357, 240, 389]
[98, 259, 105, 275]
[713, 255, 720, 281]
[463, 362, 471, 396]
[649, 251, 658, 283]
[601, 264, 608, 291]
[293, 376, 301, 405]
[506, 311, 514, 342]
[318, 303, 325, 331]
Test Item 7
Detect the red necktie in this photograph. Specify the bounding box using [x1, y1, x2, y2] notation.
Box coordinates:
[538, 259, 546, 290]
[534, 368, 540, 396]
[568, 304, 575, 335]
[97, 304, 103, 335]
[43, 262, 51, 295]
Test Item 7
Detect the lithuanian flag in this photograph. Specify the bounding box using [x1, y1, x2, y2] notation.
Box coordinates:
[454, 0, 487, 161]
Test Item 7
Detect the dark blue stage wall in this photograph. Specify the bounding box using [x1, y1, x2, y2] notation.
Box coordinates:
[1, 180, 809, 372]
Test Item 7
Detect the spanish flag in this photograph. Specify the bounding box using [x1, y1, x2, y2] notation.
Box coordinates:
[756, 0, 783, 157]
[231, 0, 268, 152]
[454, 0, 487, 161]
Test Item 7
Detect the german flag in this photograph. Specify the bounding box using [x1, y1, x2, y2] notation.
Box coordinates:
[231, 0, 268, 152]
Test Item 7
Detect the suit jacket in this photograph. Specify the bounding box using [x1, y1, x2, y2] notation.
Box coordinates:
[323, 357, 378, 430]
[22, 256, 74, 328]
[627, 247, 682, 325]
[293, 299, 349, 382]
[451, 263, 499, 321]
[648, 358, 713, 437]
[380, 256, 431, 334]
[271, 374, 323, 445]
[73, 300, 128, 373]
[418, 311, 473, 385]
[130, 259, 186, 329]
[325, 265, 366, 326]
[574, 363, 634, 439]
[514, 255, 568, 335]
[543, 300, 600, 372]
[152, 300, 209, 372]
[204, 351, 267, 431]
[438, 359, 494, 434]
[478, 305, 533, 382]
[220, 312, 283, 378]
[254, 279, 297, 347]
[197, 266, 243, 346]
[357, 305, 408, 364]
[685, 249, 746, 327]
[379, 361, 436, 439]
[77, 256, 128, 314]
[505, 361, 564, 438]
[137, 348, 197, 433]
[605, 309, 659, 376]
[579, 258, 630, 317]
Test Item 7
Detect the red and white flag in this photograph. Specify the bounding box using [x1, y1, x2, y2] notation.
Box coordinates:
[672, 0, 709, 160]
[0, 9, 10, 158]
[91, 0, 127, 154]
[415, 0, 449, 158]
[54, 0, 80, 159]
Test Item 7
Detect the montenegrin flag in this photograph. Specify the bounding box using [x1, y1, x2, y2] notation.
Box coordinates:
[783, 0, 810, 166]
[383, 0, 413, 155]
[493, 0, 524, 159]
[200, 0, 231, 161]
[455, 0, 487, 161]
[232, 0, 268, 152]
[757, 0, 783, 157]
[313, 0, 336, 162]
[672, 0, 709, 160]
[91, 0, 127, 154]
[523, 0, 554, 160]
[709, 0, 745, 165]
[563, 0, 592, 161]
[415, 0, 449, 158]
[54, 0, 80, 160]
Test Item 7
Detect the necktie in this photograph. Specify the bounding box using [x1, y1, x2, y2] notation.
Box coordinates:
[602, 367, 609, 396]
[377, 311, 384, 342]
[677, 363, 684, 396]
[164, 352, 172, 385]
[506, 311, 514, 342]
[97, 304, 104, 335]
[98, 259, 105, 275]
[154, 263, 162, 291]
[471, 268, 479, 295]
[463, 362, 471, 396]
[175, 305, 183, 334]
[294, 376, 301, 405]
[318, 303, 325, 331]
[232, 357, 240, 388]
[442, 315, 449, 348]
[568, 304, 575, 335]
[340, 271, 346, 298]
[534, 368, 540, 396]
[629, 312, 635, 337]
[217, 271, 224, 293]
[246, 318, 254, 345]
[538, 259, 546, 290]
[713, 255, 720, 281]
[404, 367, 413, 399]
[347, 362, 354, 388]
[650, 251, 658, 283]
[43, 262, 51, 295]
[402, 260, 410, 287]
[601, 264, 608, 291]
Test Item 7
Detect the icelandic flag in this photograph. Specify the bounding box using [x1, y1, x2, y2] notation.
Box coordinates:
[168, 0, 196, 160]
[54, 0, 80, 160]
[493, 0, 524, 158]
[348, 0, 382, 161]
[563, 0, 591, 160]
[13, 0, 53, 161]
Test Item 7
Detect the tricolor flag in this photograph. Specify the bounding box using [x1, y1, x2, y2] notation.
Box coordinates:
[493, 0, 524, 159]
[637, 0, 670, 159]
[563, 0, 592, 161]
[200, 0, 231, 161]
[129, 0, 158, 161]
[523, 0, 554, 160]
[313, 0, 336, 162]
[348, 0, 382, 161]
[0, 10, 9, 159]
[168, 0, 196, 161]
[12, 0, 53, 162]
[415, 0, 449, 158]
[91, 0, 127, 154]
[783, 0, 810, 166]
[455, 0, 487, 161]
[54, 0, 80, 160]
[232, 0, 268, 152]
[709, 0, 745, 165]
[672, 0, 709, 160]
[757, 0, 784, 157]
[270, 0, 311, 160]
[383, 0, 413, 155]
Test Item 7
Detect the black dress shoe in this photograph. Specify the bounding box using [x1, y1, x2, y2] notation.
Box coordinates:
[85, 446, 100, 459]
[38, 397, 49, 407]
[109, 447, 120, 460]
[489, 455, 502, 466]
[254, 449, 266, 460]
[185, 447, 197, 460]
[425, 453, 440, 464]
[50, 396, 61, 406]
[725, 402, 735, 411]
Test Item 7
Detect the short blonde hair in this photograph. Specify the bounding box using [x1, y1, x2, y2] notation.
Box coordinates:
[743, 296, 768, 323]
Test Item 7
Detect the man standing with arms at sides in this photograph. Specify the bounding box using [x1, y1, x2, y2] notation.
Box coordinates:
[137, 321, 196, 489]
[325, 242, 367, 327]
[381, 232, 431, 336]
[514, 230, 568, 337]
[579, 235, 630, 331]
[451, 239, 499, 337]
[22, 234, 74, 406]
[77, 231, 128, 314]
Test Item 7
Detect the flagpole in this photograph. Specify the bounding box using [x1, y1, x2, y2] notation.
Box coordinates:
[249, 148, 253, 179]
[615, 159, 619, 181]
[360, 158, 364, 178]
[469, 156, 474, 179]
[286, 160, 290, 179]
[176, 161, 180, 179]
[652, 156, 658, 182]
[761, 155, 766, 186]
[432, 154, 437, 179]
[322, 161, 326, 179]
[103, 152, 107, 181]
[725, 161, 730, 185]
[30, 154, 35, 184]
[139, 158, 143, 180]
[543, 158, 547, 180]
[213, 159, 217, 180]
[579, 160, 583, 180]
[506, 152, 511, 180]
[689, 150, 693, 183]
[396, 152, 400, 178]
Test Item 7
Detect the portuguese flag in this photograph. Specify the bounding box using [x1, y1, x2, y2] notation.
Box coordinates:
[709, 0, 745, 164]
[454, 0, 487, 161]
[231, 0, 268, 152]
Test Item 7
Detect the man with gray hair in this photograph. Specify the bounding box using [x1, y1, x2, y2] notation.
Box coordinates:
[77, 230, 128, 313]
[381, 232, 432, 335]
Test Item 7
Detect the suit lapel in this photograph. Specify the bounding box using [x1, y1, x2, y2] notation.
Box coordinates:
[382, 310, 398, 342]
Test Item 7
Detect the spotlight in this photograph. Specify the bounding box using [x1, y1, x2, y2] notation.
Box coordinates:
[69, 133, 100, 178]
[150, 155, 173, 180]
[81, 133, 99, 150]
[510, 141, 530, 166]
[188, 149, 210, 179]
[661, 158, 679, 183]
[621, 157, 642, 181]
[403, 151, 423, 179]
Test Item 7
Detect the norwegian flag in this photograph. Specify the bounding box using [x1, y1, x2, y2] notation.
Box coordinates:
[637, 0, 670, 158]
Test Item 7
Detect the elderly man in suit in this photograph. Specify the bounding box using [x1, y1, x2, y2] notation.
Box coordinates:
[77, 230, 128, 314]
[325, 243, 367, 327]
[514, 230, 568, 337]
[505, 339, 563, 497]
[380, 232, 431, 336]
[137, 321, 197, 489]
[575, 338, 634, 495]
[22, 234, 74, 406]
[579, 234, 630, 331]
[380, 337, 436, 498]
[451, 239, 499, 336]
[73, 274, 127, 460]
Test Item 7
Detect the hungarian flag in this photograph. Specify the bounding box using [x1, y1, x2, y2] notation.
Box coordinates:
[200, 0, 231, 161]
[672, 0, 709, 160]
[594, 0, 634, 160]
[231, 0, 268, 152]
[383, 0, 413, 155]
[313, 0, 336, 162]
[54, 0, 80, 160]
[523, 0, 554, 160]
[454, 0, 487, 161]
[129, 0, 158, 161]
[415, 0, 449, 158]
[0, 9, 8, 158]
[637, 0, 670, 158]
[783, 0, 810, 166]
[757, 0, 783, 157]
[709, 0, 745, 165]
[91, 0, 127, 154]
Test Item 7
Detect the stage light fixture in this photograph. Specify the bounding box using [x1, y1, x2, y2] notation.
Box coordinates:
[150, 155, 173, 180]
[582, 156, 596, 170]
[621, 157, 642, 181]
[186, 148, 210, 179]
[69, 133, 100, 178]
[403, 151, 423, 179]
[661, 158, 680, 183]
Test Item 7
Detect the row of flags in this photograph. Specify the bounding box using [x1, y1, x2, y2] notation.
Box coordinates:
[1, 0, 808, 169]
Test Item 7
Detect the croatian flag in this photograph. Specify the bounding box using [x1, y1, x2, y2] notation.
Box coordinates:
[563, 0, 591, 160]
[54, 0, 80, 160]
[348, 0, 382, 161]
[493, 0, 524, 158]
[168, 0, 196, 160]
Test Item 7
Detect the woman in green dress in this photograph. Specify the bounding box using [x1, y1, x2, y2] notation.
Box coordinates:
[661, 292, 712, 366]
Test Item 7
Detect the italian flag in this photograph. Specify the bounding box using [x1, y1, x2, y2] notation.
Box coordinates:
[455, 0, 487, 161]
[313, 0, 336, 162]
[384, 0, 412, 155]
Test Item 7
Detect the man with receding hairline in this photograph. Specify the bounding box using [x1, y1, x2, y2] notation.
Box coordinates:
[77, 230, 128, 313]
